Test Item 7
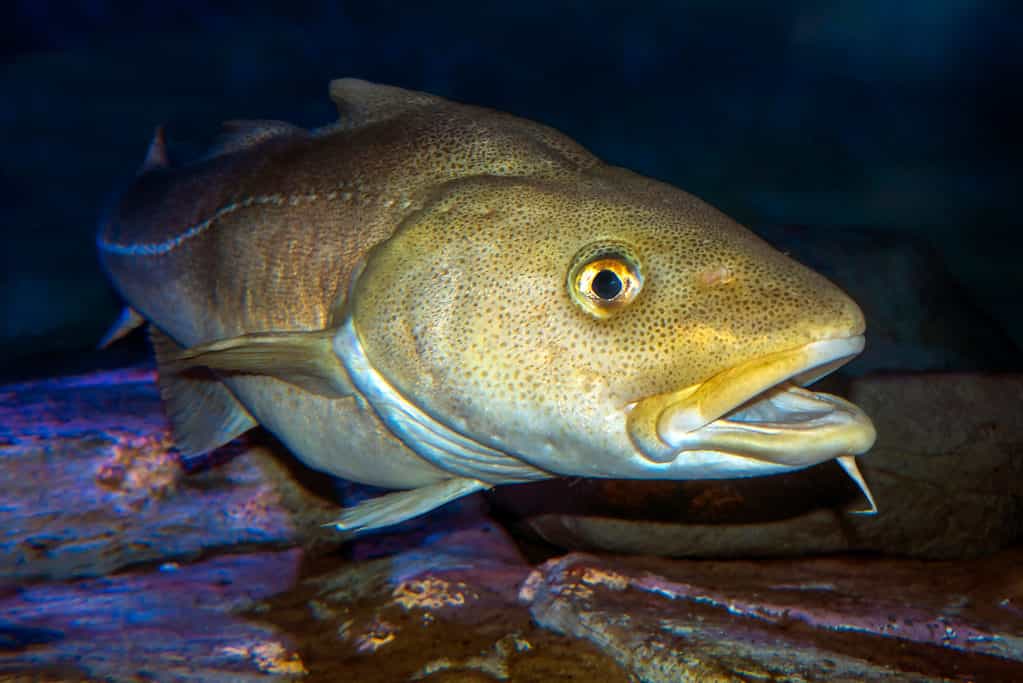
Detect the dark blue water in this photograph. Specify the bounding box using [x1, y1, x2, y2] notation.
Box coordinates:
[2, 0, 1020, 381]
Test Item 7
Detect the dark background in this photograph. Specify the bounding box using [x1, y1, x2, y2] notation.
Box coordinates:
[2, 0, 1020, 382]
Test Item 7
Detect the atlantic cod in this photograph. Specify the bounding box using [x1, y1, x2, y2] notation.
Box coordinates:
[98, 79, 877, 532]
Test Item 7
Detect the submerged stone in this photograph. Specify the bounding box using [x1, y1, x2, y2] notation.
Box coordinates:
[0, 368, 344, 581]
[2, 367, 1021, 681]
[520, 551, 1023, 682]
[0, 550, 306, 681]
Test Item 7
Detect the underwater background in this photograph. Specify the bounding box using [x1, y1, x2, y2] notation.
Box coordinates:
[3, 2, 1023, 681]
[1, 0, 1021, 381]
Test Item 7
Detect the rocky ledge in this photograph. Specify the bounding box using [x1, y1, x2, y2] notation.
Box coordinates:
[1, 368, 1021, 681]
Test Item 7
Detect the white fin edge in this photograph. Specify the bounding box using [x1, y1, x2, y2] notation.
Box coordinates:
[328, 478, 490, 533]
[837, 455, 878, 515]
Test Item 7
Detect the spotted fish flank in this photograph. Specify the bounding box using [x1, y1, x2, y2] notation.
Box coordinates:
[99, 79, 877, 532]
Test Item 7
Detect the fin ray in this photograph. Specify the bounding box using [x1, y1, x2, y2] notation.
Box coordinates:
[166, 329, 352, 398]
[98, 307, 146, 349]
[837, 455, 878, 515]
[150, 327, 258, 455]
[328, 478, 489, 533]
[139, 125, 170, 173]
[327, 78, 443, 131]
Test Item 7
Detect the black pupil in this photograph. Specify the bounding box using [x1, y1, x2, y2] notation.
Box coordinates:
[591, 269, 623, 300]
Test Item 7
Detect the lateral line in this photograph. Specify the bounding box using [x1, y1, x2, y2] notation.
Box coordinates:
[97, 187, 415, 257]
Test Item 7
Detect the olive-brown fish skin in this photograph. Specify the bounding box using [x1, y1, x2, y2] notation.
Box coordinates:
[98, 79, 873, 529]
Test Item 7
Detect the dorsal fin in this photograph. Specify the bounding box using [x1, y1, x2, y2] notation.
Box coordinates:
[150, 327, 258, 456]
[139, 125, 170, 173]
[327, 78, 445, 130]
[209, 119, 308, 158]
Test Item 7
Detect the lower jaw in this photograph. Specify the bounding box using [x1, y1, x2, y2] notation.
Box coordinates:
[669, 388, 877, 467]
[628, 391, 875, 471]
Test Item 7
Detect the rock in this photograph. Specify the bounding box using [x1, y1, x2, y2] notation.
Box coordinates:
[520, 550, 1023, 682]
[493, 373, 1023, 559]
[4, 365, 1023, 681]
[0, 491, 632, 682]
[0, 548, 304, 683]
[0, 368, 344, 580]
[0, 550, 307, 681]
[4, 516, 1021, 683]
[841, 372, 1023, 557]
[256, 506, 633, 682]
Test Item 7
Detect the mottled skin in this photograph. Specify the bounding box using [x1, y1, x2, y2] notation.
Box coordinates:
[99, 79, 875, 529]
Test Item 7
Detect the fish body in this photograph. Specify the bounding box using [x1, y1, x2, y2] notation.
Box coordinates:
[99, 79, 877, 531]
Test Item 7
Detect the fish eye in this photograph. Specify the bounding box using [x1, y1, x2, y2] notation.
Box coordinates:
[568, 241, 644, 319]
[592, 269, 623, 300]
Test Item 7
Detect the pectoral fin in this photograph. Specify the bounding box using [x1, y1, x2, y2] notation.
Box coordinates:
[166, 329, 353, 398]
[150, 327, 257, 455]
[328, 478, 490, 533]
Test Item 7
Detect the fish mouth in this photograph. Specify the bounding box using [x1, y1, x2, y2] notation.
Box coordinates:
[626, 336, 876, 505]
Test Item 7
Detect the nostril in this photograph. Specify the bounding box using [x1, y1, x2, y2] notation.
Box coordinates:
[697, 265, 736, 288]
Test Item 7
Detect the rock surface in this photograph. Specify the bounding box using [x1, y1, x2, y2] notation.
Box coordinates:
[2, 368, 1022, 681]
[0, 368, 343, 580]
[521, 551, 1023, 682]
[255, 507, 633, 682]
[1, 550, 307, 682]
[494, 373, 1023, 560]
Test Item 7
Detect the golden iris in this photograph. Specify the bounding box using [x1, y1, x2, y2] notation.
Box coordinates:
[568, 242, 644, 318]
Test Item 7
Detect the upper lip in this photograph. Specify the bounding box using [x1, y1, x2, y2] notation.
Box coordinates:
[627, 335, 875, 464]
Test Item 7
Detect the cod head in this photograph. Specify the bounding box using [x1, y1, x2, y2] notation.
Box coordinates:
[348, 168, 876, 509]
